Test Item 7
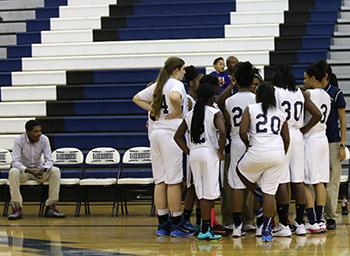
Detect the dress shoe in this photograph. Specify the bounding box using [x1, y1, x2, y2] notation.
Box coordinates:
[8, 208, 22, 220]
[44, 205, 65, 218]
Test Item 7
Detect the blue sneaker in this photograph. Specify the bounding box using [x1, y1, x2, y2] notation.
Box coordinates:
[197, 228, 223, 241]
[182, 221, 197, 232]
[170, 222, 195, 238]
[262, 226, 272, 242]
[156, 221, 172, 237]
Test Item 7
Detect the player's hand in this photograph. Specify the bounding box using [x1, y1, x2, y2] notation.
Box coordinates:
[339, 146, 346, 161]
[218, 151, 225, 161]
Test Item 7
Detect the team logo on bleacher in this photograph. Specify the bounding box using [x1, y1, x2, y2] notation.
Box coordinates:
[56, 151, 79, 163]
[91, 150, 116, 163]
[128, 150, 150, 163]
[0, 153, 6, 162]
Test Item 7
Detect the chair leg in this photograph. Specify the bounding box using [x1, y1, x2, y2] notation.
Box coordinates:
[3, 186, 9, 217]
[124, 201, 128, 215]
[75, 186, 82, 217]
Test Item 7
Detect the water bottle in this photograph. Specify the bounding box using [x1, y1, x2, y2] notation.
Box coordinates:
[342, 198, 348, 215]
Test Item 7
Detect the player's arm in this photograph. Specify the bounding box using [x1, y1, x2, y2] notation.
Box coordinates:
[214, 111, 227, 160]
[280, 121, 290, 154]
[166, 91, 182, 119]
[174, 120, 190, 155]
[216, 83, 234, 112]
[223, 107, 232, 133]
[132, 95, 152, 112]
[239, 107, 250, 147]
[300, 90, 322, 134]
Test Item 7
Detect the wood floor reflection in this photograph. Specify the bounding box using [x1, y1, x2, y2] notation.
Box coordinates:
[0, 203, 349, 255]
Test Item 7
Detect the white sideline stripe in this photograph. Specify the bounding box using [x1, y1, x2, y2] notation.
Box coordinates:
[1, 86, 57, 101]
[31, 37, 275, 57]
[0, 102, 46, 117]
[21, 51, 269, 71]
[11, 71, 66, 86]
[0, 118, 32, 133]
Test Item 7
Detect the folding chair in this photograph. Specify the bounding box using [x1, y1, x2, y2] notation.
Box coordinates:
[0, 149, 11, 216]
[115, 147, 154, 217]
[77, 147, 120, 216]
[52, 147, 84, 217]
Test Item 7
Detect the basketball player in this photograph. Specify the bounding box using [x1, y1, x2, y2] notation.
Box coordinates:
[272, 63, 322, 237]
[174, 83, 226, 240]
[224, 62, 256, 237]
[237, 83, 290, 242]
[182, 65, 203, 232]
[132, 57, 193, 237]
[303, 64, 331, 233]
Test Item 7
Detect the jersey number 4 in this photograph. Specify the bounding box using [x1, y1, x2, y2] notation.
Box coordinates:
[256, 114, 281, 135]
[161, 95, 169, 114]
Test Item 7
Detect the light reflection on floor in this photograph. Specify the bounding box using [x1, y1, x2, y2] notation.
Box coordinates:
[0, 204, 349, 255]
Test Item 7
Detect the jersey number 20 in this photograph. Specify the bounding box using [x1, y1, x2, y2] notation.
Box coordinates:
[256, 114, 281, 135]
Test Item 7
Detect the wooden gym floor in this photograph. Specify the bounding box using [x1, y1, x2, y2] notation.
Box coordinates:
[0, 203, 349, 255]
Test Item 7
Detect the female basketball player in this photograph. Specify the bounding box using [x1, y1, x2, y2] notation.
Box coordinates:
[133, 57, 193, 237]
[273, 63, 321, 237]
[224, 62, 256, 237]
[237, 83, 290, 242]
[303, 64, 331, 233]
[174, 83, 226, 240]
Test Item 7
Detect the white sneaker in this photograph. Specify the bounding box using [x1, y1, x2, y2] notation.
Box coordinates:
[272, 223, 292, 237]
[256, 225, 263, 237]
[232, 223, 246, 238]
[243, 223, 256, 232]
[318, 222, 327, 233]
[305, 223, 321, 234]
[294, 221, 307, 236]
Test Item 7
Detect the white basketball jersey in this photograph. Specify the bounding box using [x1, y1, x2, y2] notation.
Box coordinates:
[248, 103, 287, 150]
[225, 91, 256, 138]
[149, 78, 188, 131]
[185, 106, 220, 150]
[275, 87, 304, 129]
[187, 94, 196, 111]
[304, 88, 331, 137]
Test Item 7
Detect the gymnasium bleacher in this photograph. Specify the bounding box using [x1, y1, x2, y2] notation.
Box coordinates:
[0, 0, 349, 204]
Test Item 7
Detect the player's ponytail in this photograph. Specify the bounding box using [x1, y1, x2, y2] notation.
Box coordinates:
[151, 57, 185, 119]
[272, 63, 296, 91]
[191, 83, 215, 143]
[256, 83, 276, 115]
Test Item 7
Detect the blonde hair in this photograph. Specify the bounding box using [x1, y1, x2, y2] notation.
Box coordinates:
[151, 57, 185, 119]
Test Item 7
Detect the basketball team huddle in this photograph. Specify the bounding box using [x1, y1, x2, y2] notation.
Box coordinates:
[133, 56, 346, 242]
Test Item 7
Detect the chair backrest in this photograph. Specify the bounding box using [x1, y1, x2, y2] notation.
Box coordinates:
[0, 149, 12, 170]
[52, 147, 84, 165]
[122, 147, 151, 164]
[85, 147, 120, 165]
